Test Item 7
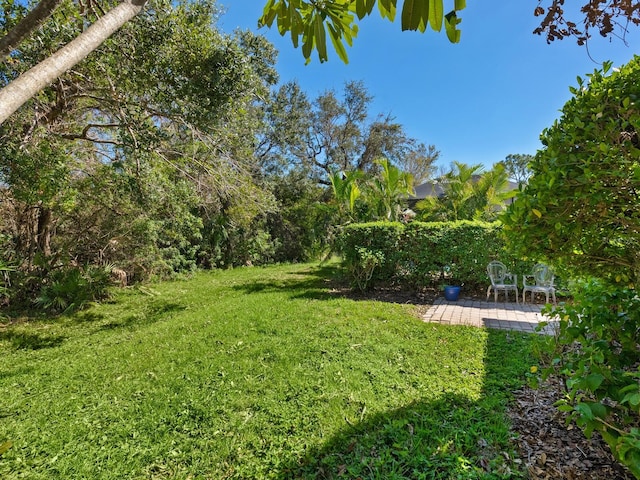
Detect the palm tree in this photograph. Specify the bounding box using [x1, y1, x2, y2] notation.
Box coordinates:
[368, 158, 414, 221]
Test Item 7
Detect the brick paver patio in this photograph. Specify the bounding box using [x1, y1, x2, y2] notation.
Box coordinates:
[422, 298, 558, 334]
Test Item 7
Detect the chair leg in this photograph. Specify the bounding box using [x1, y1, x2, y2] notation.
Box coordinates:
[486, 286, 491, 301]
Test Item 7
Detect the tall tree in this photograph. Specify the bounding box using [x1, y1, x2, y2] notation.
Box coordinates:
[271, 80, 424, 185]
[398, 142, 439, 184]
[0, 0, 279, 276]
[499, 153, 533, 186]
[502, 57, 640, 285]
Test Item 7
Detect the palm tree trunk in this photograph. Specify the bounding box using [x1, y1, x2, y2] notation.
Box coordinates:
[0, 0, 147, 125]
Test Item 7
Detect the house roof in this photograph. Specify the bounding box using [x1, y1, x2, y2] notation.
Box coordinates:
[410, 178, 520, 201]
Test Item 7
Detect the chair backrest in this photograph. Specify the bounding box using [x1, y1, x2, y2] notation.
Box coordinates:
[487, 261, 508, 283]
[532, 263, 554, 287]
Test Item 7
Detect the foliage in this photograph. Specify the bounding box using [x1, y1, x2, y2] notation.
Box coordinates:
[347, 246, 385, 291]
[540, 281, 640, 477]
[0, 0, 282, 300]
[0, 259, 14, 302]
[339, 222, 403, 287]
[34, 264, 114, 314]
[261, 80, 433, 185]
[264, 173, 333, 263]
[0, 262, 533, 478]
[502, 57, 640, 286]
[258, 0, 638, 64]
[499, 153, 533, 186]
[259, 0, 466, 64]
[339, 220, 531, 290]
[367, 158, 414, 221]
[417, 162, 515, 222]
[533, 0, 640, 45]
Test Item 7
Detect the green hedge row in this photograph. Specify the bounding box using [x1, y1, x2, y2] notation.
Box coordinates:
[339, 220, 533, 290]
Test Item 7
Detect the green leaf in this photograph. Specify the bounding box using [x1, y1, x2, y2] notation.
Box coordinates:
[401, 0, 427, 32]
[428, 0, 444, 31]
[314, 14, 328, 62]
[454, 0, 466, 10]
[622, 392, 640, 407]
[378, 0, 397, 21]
[259, 0, 278, 27]
[327, 23, 349, 63]
[444, 11, 461, 42]
[354, 0, 376, 18]
[575, 402, 595, 420]
[585, 373, 605, 392]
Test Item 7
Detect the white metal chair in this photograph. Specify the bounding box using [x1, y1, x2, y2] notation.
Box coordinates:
[522, 263, 556, 305]
[486, 261, 518, 303]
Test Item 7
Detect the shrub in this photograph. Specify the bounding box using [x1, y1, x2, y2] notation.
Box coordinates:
[543, 280, 640, 477]
[339, 220, 531, 290]
[34, 264, 115, 314]
[339, 222, 403, 287]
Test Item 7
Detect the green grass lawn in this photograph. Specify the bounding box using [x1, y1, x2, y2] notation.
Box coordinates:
[0, 262, 535, 479]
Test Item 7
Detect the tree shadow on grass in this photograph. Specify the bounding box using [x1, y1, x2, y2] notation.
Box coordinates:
[97, 300, 186, 331]
[0, 329, 66, 350]
[232, 264, 343, 301]
[273, 329, 531, 479]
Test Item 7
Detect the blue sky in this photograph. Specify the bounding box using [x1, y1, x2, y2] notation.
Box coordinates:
[218, 1, 639, 170]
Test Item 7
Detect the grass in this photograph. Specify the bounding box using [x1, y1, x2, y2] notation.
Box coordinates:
[0, 262, 535, 479]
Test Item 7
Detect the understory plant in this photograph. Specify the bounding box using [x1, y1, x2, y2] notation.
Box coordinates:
[542, 280, 640, 477]
[34, 264, 115, 314]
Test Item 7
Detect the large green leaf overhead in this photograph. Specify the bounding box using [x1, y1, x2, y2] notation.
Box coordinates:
[259, 0, 465, 64]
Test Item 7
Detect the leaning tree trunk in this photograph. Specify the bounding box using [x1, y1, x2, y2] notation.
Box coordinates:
[0, 0, 147, 125]
[0, 0, 64, 59]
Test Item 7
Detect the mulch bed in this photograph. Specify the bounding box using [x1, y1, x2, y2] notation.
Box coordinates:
[508, 376, 634, 479]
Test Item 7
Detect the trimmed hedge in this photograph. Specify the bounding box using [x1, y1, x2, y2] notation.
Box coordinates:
[339, 221, 533, 290]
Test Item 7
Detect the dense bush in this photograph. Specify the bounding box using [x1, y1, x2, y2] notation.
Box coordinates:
[505, 57, 640, 477]
[503, 57, 640, 285]
[339, 221, 531, 290]
[338, 222, 403, 290]
[542, 281, 640, 477]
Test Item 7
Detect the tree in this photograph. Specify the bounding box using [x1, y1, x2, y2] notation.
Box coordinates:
[0, 0, 279, 282]
[499, 153, 533, 186]
[0, 0, 149, 123]
[502, 57, 640, 286]
[416, 162, 514, 221]
[271, 80, 424, 184]
[398, 143, 439, 184]
[367, 158, 414, 221]
[502, 56, 640, 477]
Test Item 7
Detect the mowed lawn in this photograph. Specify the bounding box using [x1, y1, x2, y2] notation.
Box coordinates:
[0, 262, 534, 479]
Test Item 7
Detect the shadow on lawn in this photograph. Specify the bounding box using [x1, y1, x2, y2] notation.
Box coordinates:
[232, 264, 341, 301]
[0, 329, 66, 350]
[273, 329, 531, 479]
[98, 300, 186, 331]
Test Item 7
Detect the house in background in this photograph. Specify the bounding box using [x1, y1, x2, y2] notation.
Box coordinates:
[407, 176, 520, 209]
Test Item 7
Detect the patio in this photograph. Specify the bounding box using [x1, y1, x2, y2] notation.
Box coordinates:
[422, 298, 558, 334]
